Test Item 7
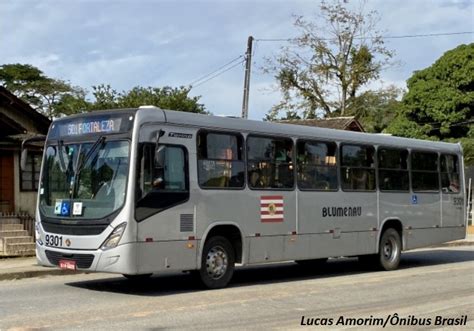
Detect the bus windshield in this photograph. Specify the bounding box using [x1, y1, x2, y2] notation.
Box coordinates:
[39, 140, 130, 220]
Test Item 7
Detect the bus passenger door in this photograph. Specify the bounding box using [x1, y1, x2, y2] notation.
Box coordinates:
[135, 124, 198, 273]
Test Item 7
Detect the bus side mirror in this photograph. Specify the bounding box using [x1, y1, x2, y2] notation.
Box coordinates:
[20, 147, 28, 171]
[154, 145, 165, 167]
[154, 129, 165, 165]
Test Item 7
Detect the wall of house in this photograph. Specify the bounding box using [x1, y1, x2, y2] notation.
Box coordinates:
[13, 152, 37, 216]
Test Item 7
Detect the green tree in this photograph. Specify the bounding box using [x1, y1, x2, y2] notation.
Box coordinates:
[53, 89, 91, 116]
[387, 43, 474, 164]
[265, 0, 394, 120]
[89, 84, 206, 114]
[350, 86, 403, 133]
[0, 63, 86, 119]
[0, 64, 207, 117]
[388, 43, 473, 139]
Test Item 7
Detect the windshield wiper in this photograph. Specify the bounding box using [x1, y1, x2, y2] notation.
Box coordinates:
[76, 136, 106, 175]
[71, 136, 106, 201]
[57, 140, 67, 173]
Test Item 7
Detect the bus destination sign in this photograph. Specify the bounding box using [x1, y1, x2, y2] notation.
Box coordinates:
[60, 118, 123, 136]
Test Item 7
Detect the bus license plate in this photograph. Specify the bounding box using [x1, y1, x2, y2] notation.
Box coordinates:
[59, 260, 76, 270]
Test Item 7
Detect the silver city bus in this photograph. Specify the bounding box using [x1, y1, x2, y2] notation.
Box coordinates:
[22, 106, 466, 288]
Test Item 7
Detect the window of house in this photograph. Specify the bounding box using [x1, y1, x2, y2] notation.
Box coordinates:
[20, 152, 42, 191]
[197, 131, 245, 188]
[378, 148, 409, 191]
[440, 154, 460, 193]
[411, 151, 439, 192]
[296, 140, 337, 190]
[247, 136, 294, 189]
[340, 144, 376, 191]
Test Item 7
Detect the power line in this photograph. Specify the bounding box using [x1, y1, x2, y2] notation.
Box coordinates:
[189, 55, 244, 87]
[382, 31, 474, 39]
[192, 59, 245, 89]
[256, 31, 474, 42]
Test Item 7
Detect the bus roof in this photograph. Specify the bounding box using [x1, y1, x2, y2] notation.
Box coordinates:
[137, 107, 461, 154]
[55, 106, 462, 154]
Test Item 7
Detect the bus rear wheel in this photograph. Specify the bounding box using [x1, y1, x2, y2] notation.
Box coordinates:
[378, 228, 401, 270]
[360, 228, 402, 270]
[199, 236, 235, 289]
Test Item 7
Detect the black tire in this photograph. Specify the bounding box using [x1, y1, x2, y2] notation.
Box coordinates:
[359, 228, 402, 270]
[122, 273, 152, 281]
[295, 258, 328, 268]
[377, 228, 402, 270]
[199, 236, 235, 289]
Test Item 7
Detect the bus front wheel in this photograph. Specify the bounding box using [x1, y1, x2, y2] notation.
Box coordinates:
[199, 236, 235, 289]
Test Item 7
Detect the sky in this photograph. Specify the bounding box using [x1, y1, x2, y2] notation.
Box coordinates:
[1, 0, 473, 120]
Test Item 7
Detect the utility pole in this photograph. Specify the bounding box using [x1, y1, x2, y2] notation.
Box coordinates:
[241, 36, 253, 119]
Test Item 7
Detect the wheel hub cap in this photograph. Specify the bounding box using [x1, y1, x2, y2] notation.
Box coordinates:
[206, 246, 228, 280]
[383, 237, 398, 262]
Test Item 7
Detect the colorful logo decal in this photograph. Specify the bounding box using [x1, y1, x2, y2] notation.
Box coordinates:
[54, 200, 71, 216]
[260, 196, 284, 223]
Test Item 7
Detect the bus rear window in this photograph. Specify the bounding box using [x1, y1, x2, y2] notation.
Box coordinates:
[441, 154, 460, 193]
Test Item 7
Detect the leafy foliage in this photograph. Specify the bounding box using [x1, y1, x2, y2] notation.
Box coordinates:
[0, 64, 206, 118]
[89, 84, 206, 114]
[0, 63, 85, 119]
[387, 43, 474, 164]
[265, 0, 394, 120]
[388, 43, 473, 139]
[350, 86, 403, 133]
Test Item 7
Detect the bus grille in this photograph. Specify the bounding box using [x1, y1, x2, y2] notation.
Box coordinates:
[42, 222, 108, 235]
[45, 250, 94, 269]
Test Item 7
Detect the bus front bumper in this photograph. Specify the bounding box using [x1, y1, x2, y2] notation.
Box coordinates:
[36, 242, 137, 275]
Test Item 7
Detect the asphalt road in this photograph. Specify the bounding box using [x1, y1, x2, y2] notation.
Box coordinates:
[0, 247, 473, 330]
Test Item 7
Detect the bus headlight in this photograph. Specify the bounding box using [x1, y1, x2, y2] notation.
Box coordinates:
[101, 223, 127, 250]
[35, 222, 43, 246]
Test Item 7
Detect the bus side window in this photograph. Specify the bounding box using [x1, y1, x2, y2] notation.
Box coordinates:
[296, 140, 337, 190]
[135, 143, 189, 221]
[378, 148, 409, 192]
[197, 131, 245, 189]
[441, 154, 460, 193]
[247, 136, 294, 189]
[340, 144, 376, 191]
[411, 151, 439, 192]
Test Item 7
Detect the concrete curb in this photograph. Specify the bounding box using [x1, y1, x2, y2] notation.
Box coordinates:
[0, 268, 85, 281]
[431, 241, 474, 247]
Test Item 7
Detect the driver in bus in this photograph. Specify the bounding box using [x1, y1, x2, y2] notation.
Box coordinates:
[95, 159, 128, 209]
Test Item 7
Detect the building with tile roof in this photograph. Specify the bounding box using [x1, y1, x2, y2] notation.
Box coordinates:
[0, 86, 50, 214]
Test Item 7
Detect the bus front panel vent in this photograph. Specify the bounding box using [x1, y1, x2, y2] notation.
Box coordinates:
[180, 214, 194, 232]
